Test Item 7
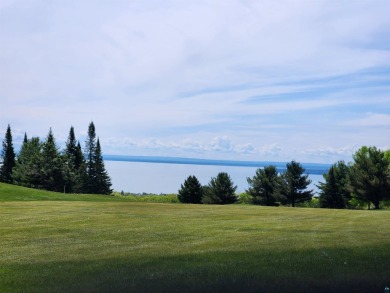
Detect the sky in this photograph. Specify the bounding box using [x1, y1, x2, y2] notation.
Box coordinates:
[1, 0, 390, 164]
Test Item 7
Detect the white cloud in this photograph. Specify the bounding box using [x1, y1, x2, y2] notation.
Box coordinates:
[345, 113, 390, 127]
[1, 0, 390, 163]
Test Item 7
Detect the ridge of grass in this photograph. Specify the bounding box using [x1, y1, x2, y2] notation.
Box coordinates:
[0, 183, 178, 203]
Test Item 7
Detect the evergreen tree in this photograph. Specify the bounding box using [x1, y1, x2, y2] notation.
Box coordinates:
[74, 141, 85, 170]
[0, 125, 16, 183]
[318, 161, 350, 209]
[65, 126, 78, 159]
[280, 161, 313, 207]
[73, 141, 86, 193]
[202, 172, 237, 204]
[84, 122, 97, 193]
[178, 175, 203, 203]
[83, 122, 112, 194]
[94, 138, 112, 194]
[348, 146, 390, 209]
[41, 128, 64, 191]
[13, 137, 43, 188]
[247, 166, 282, 206]
[63, 127, 86, 193]
[201, 185, 221, 204]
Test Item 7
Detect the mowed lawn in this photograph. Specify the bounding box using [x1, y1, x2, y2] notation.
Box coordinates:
[1, 184, 390, 292]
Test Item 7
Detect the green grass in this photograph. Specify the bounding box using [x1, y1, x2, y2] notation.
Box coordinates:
[1, 183, 390, 292]
[0, 183, 178, 203]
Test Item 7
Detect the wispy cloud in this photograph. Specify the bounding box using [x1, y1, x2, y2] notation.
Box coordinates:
[1, 0, 390, 163]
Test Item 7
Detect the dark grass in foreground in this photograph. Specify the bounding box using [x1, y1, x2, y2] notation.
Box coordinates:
[1, 183, 390, 292]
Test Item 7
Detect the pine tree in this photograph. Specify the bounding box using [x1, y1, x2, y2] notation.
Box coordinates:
[0, 125, 16, 183]
[247, 165, 282, 206]
[73, 141, 86, 193]
[41, 128, 64, 191]
[202, 172, 237, 204]
[13, 137, 43, 188]
[178, 175, 203, 203]
[74, 141, 84, 170]
[280, 161, 313, 207]
[94, 138, 112, 194]
[65, 126, 77, 160]
[63, 127, 86, 193]
[318, 161, 350, 209]
[348, 146, 390, 209]
[83, 122, 112, 194]
[84, 122, 97, 193]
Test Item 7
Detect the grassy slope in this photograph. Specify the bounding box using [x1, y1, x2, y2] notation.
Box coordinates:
[1, 183, 390, 292]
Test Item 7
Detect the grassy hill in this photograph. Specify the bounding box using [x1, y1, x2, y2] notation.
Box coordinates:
[1, 183, 390, 292]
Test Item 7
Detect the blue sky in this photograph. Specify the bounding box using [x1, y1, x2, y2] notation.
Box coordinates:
[1, 0, 389, 163]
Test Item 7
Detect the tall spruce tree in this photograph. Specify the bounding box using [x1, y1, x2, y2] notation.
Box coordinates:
[0, 125, 16, 183]
[94, 138, 112, 194]
[74, 141, 87, 193]
[84, 122, 112, 194]
[202, 172, 237, 204]
[280, 161, 313, 207]
[178, 175, 203, 203]
[65, 127, 77, 159]
[63, 127, 86, 193]
[84, 122, 97, 193]
[41, 128, 64, 191]
[13, 137, 43, 188]
[318, 161, 350, 209]
[74, 141, 84, 170]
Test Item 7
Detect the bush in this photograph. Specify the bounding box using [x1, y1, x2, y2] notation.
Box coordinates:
[114, 192, 179, 203]
[237, 192, 253, 204]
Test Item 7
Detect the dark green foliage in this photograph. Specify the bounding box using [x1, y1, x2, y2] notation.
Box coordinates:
[84, 122, 97, 193]
[83, 123, 112, 194]
[280, 161, 313, 207]
[0, 125, 16, 183]
[247, 166, 281, 206]
[63, 127, 86, 193]
[74, 142, 84, 170]
[10, 123, 111, 195]
[202, 172, 237, 204]
[178, 175, 203, 203]
[93, 139, 112, 195]
[66, 127, 77, 156]
[318, 161, 350, 209]
[348, 146, 390, 209]
[201, 185, 221, 204]
[40, 128, 64, 192]
[12, 137, 43, 189]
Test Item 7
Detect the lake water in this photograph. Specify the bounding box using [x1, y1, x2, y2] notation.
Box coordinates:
[104, 156, 329, 195]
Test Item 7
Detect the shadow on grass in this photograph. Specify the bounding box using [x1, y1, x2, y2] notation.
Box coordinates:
[2, 245, 389, 293]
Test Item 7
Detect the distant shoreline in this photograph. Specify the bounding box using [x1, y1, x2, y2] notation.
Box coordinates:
[104, 155, 331, 175]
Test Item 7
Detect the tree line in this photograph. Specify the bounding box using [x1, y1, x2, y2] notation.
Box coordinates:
[178, 147, 390, 209]
[0, 122, 112, 194]
[178, 161, 313, 206]
[2, 123, 389, 208]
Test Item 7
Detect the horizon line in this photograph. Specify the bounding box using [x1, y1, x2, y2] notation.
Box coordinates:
[103, 155, 331, 175]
